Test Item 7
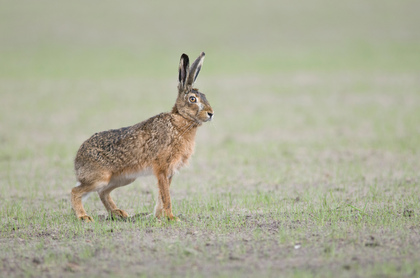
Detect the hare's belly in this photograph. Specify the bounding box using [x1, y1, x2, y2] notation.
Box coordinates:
[123, 167, 153, 180]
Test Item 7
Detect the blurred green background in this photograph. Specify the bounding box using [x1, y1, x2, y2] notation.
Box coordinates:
[1, 0, 419, 79]
[1, 1, 420, 277]
[1, 0, 419, 195]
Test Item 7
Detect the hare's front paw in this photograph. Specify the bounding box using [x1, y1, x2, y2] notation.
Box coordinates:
[78, 215, 94, 222]
[111, 209, 129, 219]
[161, 210, 181, 222]
[168, 215, 181, 222]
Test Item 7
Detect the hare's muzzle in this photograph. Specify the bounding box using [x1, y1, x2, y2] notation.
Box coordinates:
[206, 111, 214, 121]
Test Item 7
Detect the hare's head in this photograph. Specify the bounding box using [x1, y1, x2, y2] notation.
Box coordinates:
[173, 52, 214, 125]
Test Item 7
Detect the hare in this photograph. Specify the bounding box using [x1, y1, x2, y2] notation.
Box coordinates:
[71, 52, 213, 222]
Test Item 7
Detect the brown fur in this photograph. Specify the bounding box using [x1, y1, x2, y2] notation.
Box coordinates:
[71, 52, 213, 222]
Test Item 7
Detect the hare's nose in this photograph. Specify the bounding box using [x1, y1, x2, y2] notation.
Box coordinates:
[207, 112, 214, 118]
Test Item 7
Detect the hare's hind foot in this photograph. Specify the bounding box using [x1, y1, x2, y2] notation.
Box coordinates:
[78, 215, 94, 222]
[110, 209, 129, 219]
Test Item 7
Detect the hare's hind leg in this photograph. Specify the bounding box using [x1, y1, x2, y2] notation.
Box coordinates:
[99, 190, 129, 219]
[71, 182, 97, 222]
[98, 178, 134, 219]
[71, 173, 111, 222]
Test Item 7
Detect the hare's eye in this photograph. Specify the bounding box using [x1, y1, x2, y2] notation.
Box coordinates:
[189, 96, 197, 103]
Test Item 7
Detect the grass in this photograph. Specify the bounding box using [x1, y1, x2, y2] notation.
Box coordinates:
[1, 0, 420, 277]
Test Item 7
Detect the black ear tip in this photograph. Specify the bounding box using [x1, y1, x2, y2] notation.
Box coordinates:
[181, 53, 189, 59]
[201, 52, 205, 57]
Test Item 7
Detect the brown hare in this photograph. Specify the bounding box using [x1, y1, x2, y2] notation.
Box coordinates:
[71, 52, 213, 222]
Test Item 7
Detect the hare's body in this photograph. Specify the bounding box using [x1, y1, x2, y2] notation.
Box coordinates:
[75, 112, 197, 184]
[71, 52, 213, 221]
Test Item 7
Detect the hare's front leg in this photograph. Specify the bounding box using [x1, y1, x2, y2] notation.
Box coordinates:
[154, 172, 178, 221]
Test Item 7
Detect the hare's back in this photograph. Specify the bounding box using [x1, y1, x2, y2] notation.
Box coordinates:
[75, 113, 173, 172]
[75, 125, 143, 169]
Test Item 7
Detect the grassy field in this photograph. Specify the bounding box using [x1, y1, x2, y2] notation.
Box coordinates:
[1, 1, 420, 277]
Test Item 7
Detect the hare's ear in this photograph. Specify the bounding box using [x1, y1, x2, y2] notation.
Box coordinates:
[186, 52, 205, 86]
[178, 54, 190, 90]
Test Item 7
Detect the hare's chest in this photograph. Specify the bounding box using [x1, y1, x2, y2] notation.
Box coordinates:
[170, 140, 195, 171]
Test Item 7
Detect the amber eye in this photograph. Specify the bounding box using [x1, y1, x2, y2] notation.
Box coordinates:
[189, 96, 197, 103]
